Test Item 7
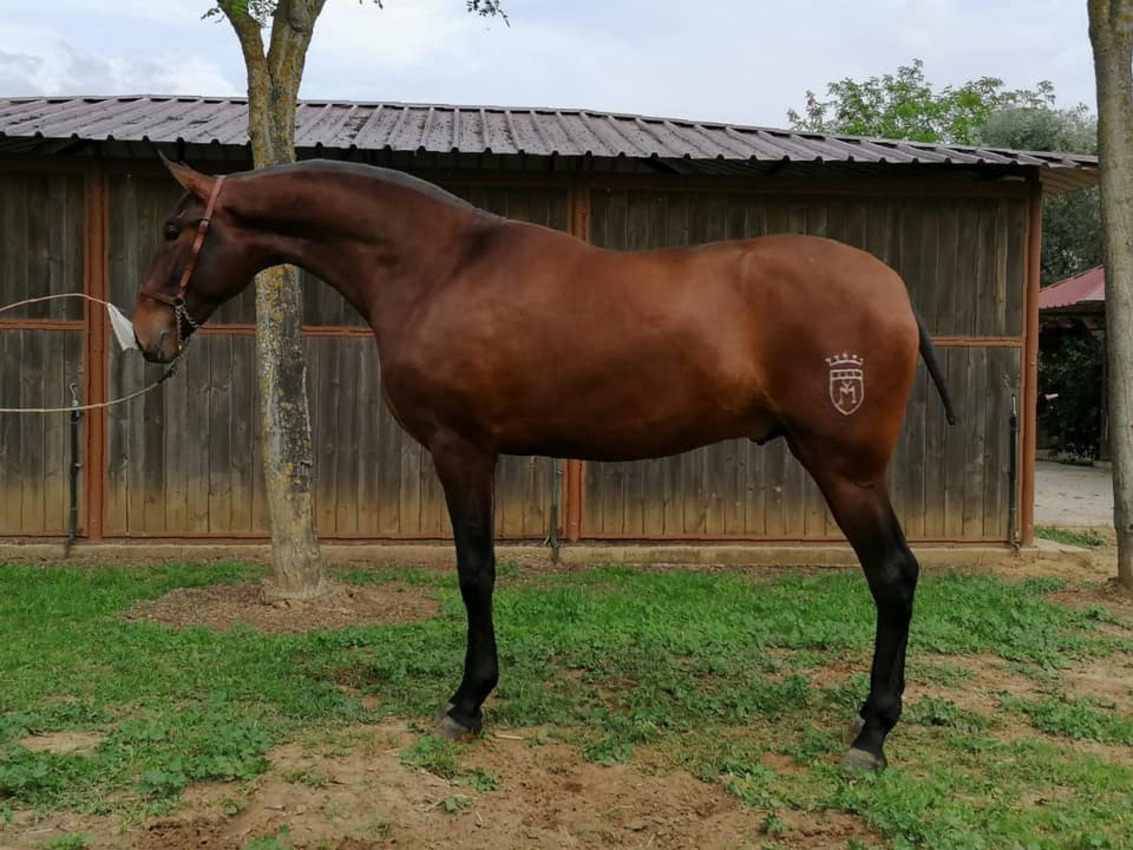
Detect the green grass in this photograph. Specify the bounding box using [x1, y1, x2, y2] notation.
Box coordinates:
[42, 835, 93, 850]
[1, 561, 1131, 848]
[1034, 526, 1107, 548]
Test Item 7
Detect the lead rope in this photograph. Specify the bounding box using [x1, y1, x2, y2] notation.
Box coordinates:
[0, 293, 185, 414]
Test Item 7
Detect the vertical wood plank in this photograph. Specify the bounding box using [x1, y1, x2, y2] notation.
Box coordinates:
[983, 347, 1017, 541]
[228, 335, 255, 533]
[399, 419, 423, 535]
[19, 331, 46, 532]
[208, 334, 233, 533]
[898, 201, 926, 539]
[140, 347, 166, 535]
[356, 338, 381, 534]
[186, 340, 212, 534]
[944, 347, 968, 538]
[162, 329, 189, 534]
[334, 339, 361, 535]
[1005, 199, 1028, 338]
[0, 332, 22, 532]
[961, 345, 988, 538]
[250, 356, 269, 533]
[919, 206, 946, 538]
[124, 358, 147, 535]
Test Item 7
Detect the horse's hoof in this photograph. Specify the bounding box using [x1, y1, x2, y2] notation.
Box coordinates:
[841, 747, 887, 774]
[435, 712, 479, 743]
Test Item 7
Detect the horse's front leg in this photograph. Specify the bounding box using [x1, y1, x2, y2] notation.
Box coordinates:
[430, 434, 499, 741]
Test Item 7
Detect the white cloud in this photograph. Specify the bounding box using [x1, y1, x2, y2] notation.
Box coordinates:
[0, 0, 1099, 128]
[0, 22, 239, 97]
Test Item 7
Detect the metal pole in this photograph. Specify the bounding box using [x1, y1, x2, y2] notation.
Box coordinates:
[548, 458, 562, 563]
[66, 382, 83, 556]
[1008, 394, 1019, 549]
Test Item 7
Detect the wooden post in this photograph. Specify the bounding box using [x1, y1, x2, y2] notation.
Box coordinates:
[564, 181, 591, 542]
[1019, 179, 1043, 547]
[83, 163, 109, 541]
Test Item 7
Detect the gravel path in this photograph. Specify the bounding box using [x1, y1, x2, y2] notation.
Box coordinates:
[1034, 460, 1114, 527]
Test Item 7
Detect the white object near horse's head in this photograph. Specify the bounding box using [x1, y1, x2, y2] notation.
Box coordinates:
[107, 303, 139, 352]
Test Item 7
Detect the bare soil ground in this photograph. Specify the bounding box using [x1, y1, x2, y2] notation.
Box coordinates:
[6, 544, 1132, 850]
[7, 718, 878, 850]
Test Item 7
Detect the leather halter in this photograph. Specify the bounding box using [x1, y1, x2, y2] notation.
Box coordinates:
[143, 174, 227, 325]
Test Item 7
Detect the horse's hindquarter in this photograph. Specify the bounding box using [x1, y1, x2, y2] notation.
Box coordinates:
[383, 228, 918, 462]
[743, 235, 921, 466]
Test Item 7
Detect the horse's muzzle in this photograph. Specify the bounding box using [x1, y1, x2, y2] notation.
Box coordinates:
[138, 329, 178, 364]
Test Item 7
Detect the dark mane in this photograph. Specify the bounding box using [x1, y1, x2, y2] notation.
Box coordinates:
[248, 158, 478, 211]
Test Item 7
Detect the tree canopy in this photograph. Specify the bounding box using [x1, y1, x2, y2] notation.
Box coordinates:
[788, 58, 1057, 146]
[978, 104, 1102, 285]
[788, 60, 1101, 285]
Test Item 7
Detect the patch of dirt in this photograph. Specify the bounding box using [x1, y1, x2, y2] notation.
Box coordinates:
[122, 581, 442, 635]
[907, 652, 1044, 714]
[1042, 577, 1133, 623]
[16, 730, 104, 755]
[1, 721, 880, 850]
[1064, 654, 1133, 713]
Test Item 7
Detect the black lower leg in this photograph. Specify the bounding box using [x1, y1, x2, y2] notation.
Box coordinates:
[446, 530, 498, 731]
[432, 443, 499, 736]
[850, 524, 919, 767]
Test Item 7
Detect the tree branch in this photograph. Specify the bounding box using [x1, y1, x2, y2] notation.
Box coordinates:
[218, 0, 269, 71]
[267, 0, 326, 80]
[219, 0, 276, 164]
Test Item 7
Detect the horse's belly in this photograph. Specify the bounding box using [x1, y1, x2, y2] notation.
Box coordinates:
[495, 388, 776, 462]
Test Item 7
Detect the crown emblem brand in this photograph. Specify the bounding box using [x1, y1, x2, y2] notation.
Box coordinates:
[825, 352, 864, 368]
[826, 352, 865, 416]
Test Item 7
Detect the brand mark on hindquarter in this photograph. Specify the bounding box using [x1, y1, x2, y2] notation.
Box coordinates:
[826, 352, 865, 416]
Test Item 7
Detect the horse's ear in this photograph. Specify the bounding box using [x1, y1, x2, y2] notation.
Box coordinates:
[158, 151, 214, 200]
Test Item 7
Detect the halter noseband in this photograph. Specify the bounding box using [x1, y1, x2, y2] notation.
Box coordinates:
[143, 174, 227, 346]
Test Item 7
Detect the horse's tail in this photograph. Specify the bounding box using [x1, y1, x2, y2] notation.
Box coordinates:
[913, 305, 957, 425]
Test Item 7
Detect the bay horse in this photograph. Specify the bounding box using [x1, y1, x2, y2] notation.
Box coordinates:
[132, 156, 956, 772]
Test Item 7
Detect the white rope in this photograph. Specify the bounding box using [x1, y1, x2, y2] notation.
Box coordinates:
[0, 293, 183, 414]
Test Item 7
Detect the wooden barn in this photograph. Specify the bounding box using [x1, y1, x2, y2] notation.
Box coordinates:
[0, 96, 1098, 550]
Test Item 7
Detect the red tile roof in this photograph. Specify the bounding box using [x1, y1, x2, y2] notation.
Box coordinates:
[1040, 266, 1105, 310]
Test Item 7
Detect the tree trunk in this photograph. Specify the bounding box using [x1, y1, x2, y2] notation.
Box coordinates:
[224, 0, 329, 599]
[1088, 0, 1133, 589]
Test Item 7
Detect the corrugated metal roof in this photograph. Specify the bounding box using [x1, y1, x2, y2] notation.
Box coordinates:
[1040, 266, 1106, 310]
[0, 95, 1098, 192]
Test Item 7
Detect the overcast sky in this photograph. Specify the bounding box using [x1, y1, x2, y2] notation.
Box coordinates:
[0, 0, 1096, 128]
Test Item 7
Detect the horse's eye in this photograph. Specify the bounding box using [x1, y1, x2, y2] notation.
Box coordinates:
[163, 225, 179, 241]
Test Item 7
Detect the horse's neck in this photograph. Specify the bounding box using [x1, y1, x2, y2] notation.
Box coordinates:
[238, 169, 476, 333]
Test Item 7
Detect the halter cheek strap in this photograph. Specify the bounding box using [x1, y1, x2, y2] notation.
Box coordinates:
[144, 174, 227, 312]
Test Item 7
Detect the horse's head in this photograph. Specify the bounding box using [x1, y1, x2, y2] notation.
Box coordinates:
[133, 156, 250, 363]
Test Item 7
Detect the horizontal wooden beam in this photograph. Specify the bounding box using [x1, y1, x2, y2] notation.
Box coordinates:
[2, 154, 1033, 199]
[933, 336, 1023, 348]
[195, 324, 373, 338]
[190, 325, 1027, 348]
[0, 319, 84, 331]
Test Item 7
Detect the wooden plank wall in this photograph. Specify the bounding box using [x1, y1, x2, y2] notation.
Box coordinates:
[0, 172, 86, 534]
[102, 171, 568, 538]
[2, 163, 1027, 544]
[582, 189, 1026, 541]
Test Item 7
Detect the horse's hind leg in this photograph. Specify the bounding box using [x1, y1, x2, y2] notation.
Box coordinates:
[789, 435, 918, 771]
[428, 433, 500, 741]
